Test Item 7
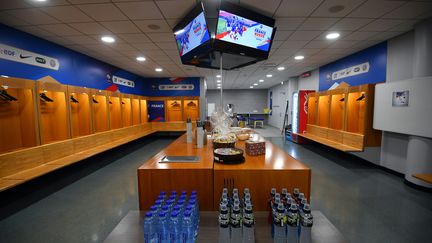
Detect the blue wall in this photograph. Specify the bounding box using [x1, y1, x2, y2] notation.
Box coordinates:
[319, 42, 387, 91]
[0, 24, 200, 96]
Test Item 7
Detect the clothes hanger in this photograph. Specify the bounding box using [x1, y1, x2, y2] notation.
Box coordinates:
[70, 95, 79, 103]
[0, 89, 18, 101]
[39, 92, 54, 102]
[92, 97, 99, 103]
[356, 93, 365, 101]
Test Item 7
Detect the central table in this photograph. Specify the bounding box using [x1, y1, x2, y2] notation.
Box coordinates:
[137, 134, 311, 211]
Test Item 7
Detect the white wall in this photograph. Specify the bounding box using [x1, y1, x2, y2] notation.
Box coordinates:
[298, 69, 319, 91]
[267, 78, 298, 129]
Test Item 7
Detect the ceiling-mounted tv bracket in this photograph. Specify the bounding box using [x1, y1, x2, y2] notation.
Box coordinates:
[172, 1, 277, 70]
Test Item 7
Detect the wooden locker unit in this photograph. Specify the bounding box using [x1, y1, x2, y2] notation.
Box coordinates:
[183, 99, 199, 121]
[131, 95, 141, 125]
[108, 92, 122, 130]
[317, 93, 330, 127]
[121, 94, 132, 127]
[0, 77, 39, 154]
[329, 89, 346, 130]
[68, 86, 92, 138]
[140, 99, 148, 123]
[166, 99, 183, 122]
[91, 89, 109, 133]
[300, 84, 381, 151]
[37, 81, 70, 144]
[307, 93, 317, 125]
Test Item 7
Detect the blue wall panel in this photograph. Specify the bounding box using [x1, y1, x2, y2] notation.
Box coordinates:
[319, 42, 387, 91]
[0, 24, 200, 96]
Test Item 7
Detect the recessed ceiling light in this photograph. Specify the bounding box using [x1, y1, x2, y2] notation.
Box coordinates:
[155, 68, 163, 72]
[216, 80, 221, 83]
[148, 24, 161, 30]
[101, 36, 115, 43]
[217, 83, 221, 86]
[266, 74, 273, 78]
[259, 79, 264, 83]
[326, 32, 340, 40]
[33, 0, 47, 2]
[136, 56, 146, 62]
[277, 67, 285, 71]
[294, 55, 304, 60]
[217, 86, 221, 89]
[253, 83, 258, 86]
[281, 81, 284, 85]
[249, 86, 254, 89]
[0, 75, 9, 78]
[216, 75, 221, 78]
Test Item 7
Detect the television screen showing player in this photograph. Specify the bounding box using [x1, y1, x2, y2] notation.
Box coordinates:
[216, 10, 274, 52]
[174, 12, 210, 56]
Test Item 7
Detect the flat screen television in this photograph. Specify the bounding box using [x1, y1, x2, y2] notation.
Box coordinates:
[213, 1, 276, 60]
[173, 3, 211, 63]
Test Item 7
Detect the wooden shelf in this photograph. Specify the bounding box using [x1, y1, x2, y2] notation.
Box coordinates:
[412, 174, 432, 184]
[298, 133, 362, 152]
[131, 96, 140, 125]
[121, 96, 132, 127]
[109, 95, 122, 129]
[318, 95, 330, 127]
[307, 94, 317, 125]
[184, 99, 199, 120]
[330, 93, 345, 130]
[92, 90, 109, 133]
[167, 99, 183, 121]
[140, 99, 148, 123]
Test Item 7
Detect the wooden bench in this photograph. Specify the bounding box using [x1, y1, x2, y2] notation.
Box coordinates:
[298, 124, 364, 152]
[0, 122, 189, 192]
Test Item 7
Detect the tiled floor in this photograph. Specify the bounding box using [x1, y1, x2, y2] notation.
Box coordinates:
[0, 133, 431, 243]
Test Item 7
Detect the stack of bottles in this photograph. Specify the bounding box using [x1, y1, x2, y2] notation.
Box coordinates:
[269, 187, 313, 243]
[218, 187, 255, 243]
[143, 190, 200, 243]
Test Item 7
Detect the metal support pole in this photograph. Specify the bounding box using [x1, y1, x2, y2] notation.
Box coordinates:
[220, 53, 223, 108]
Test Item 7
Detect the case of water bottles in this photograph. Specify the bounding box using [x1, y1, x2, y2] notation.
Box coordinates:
[218, 187, 255, 243]
[143, 190, 200, 243]
[270, 187, 313, 243]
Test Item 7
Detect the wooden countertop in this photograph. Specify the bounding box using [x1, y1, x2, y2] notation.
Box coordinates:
[138, 134, 310, 171]
[138, 134, 214, 170]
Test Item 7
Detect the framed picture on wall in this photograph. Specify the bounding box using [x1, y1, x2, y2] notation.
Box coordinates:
[392, 90, 409, 107]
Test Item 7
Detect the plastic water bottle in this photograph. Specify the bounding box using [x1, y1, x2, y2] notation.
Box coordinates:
[218, 204, 230, 243]
[157, 211, 169, 243]
[144, 212, 155, 243]
[298, 193, 305, 203]
[242, 204, 255, 243]
[170, 211, 182, 243]
[273, 203, 286, 243]
[243, 188, 250, 197]
[287, 204, 299, 243]
[230, 205, 242, 242]
[233, 188, 239, 196]
[299, 204, 313, 243]
[183, 210, 195, 243]
[293, 188, 300, 202]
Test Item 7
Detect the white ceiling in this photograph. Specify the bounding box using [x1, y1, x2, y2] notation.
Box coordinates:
[1, 0, 431, 90]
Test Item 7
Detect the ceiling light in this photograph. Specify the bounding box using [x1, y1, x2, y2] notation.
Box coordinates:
[174, 29, 184, 35]
[33, 0, 47, 2]
[101, 36, 115, 43]
[0, 75, 9, 78]
[253, 83, 258, 86]
[217, 86, 221, 89]
[294, 55, 304, 60]
[326, 32, 340, 40]
[266, 74, 272, 78]
[217, 83, 221, 86]
[155, 68, 163, 72]
[277, 67, 285, 71]
[216, 80, 221, 83]
[249, 86, 254, 89]
[281, 81, 284, 85]
[216, 75, 221, 78]
[259, 79, 264, 83]
[136, 56, 146, 62]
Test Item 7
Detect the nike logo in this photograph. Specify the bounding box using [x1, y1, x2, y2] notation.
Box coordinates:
[19, 54, 31, 59]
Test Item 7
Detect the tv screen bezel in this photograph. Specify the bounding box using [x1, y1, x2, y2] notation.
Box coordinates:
[172, 2, 211, 63]
[214, 1, 276, 59]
